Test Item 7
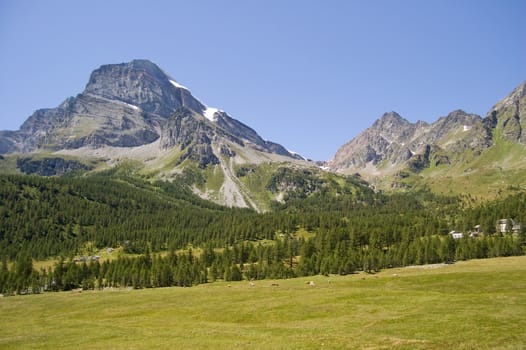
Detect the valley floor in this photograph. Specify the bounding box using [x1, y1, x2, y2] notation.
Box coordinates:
[1, 256, 525, 349]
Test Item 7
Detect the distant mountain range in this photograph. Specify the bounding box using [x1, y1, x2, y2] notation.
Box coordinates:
[327, 80, 526, 197]
[1, 59, 525, 205]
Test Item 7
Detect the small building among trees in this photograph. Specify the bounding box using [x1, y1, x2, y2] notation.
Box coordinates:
[496, 219, 521, 234]
[469, 225, 481, 237]
[449, 231, 463, 239]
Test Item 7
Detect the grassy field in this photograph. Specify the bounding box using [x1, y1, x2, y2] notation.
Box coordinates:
[1, 256, 525, 349]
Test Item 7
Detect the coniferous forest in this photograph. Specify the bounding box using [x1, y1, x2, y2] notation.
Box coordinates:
[0, 173, 525, 294]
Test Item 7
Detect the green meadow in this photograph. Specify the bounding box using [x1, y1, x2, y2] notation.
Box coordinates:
[1, 256, 525, 349]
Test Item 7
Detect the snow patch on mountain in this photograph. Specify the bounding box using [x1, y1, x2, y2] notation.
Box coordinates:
[170, 79, 189, 91]
[288, 149, 305, 160]
[124, 102, 140, 110]
[204, 107, 221, 122]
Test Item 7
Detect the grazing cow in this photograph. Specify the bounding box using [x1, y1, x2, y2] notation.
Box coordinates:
[308, 281, 315, 287]
[271, 283, 279, 287]
[249, 282, 255, 287]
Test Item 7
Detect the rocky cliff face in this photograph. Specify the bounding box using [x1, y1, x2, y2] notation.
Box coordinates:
[328, 109, 488, 175]
[159, 107, 220, 168]
[328, 112, 424, 170]
[485, 81, 526, 143]
[213, 111, 296, 157]
[84, 59, 205, 116]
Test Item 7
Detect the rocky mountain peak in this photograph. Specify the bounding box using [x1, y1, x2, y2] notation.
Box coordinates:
[89, 59, 170, 84]
[445, 109, 471, 120]
[506, 80, 526, 102]
[486, 80, 526, 143]
[372, 111, 410, 129]
[327, 111, 412, 170]
[487, 81, 526, 116]
[83, 59, 205, 116]
[328, 107, 487, 175]
[438, 110, 481, 130]
[370, 111, 421, 145]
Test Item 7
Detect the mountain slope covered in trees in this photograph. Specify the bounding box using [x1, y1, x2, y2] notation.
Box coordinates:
[1, 172, 524, 294]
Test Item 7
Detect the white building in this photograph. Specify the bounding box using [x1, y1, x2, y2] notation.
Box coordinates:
[450, 231, 463, 239]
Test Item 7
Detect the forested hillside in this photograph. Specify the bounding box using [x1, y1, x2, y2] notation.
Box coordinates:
[0, 173, 524, 294]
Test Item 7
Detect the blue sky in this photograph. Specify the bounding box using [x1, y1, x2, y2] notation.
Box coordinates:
[1, 0, 525, 160]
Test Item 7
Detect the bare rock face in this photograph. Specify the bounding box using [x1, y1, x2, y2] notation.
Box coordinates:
[160, 107, 219, 168]
[213, 110, 298, 158]
[328, 110, 489, 173]
[328, 112, 425, 170]
[84, 59, 205, 116]
[0, 130, 22, 154]
[328, 110, 485, 174]
[3, 59, 203, 152]
[20, 93, 162, 150]
[158, 106, 303, 168]
[485, 81, 526, 144]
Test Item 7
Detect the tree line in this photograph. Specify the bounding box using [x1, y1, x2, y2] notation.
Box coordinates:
[0, 173, 525, 294]
[1, 231, 523, 294]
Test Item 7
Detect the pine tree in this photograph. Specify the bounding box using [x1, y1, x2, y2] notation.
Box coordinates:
[0, 256, 9, 293]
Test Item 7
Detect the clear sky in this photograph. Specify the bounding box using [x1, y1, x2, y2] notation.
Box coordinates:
[1, 0, 525, 160]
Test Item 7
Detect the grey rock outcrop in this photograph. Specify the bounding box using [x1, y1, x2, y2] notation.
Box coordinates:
[160, 107, 219, 168]
[328, 108, 485, 174]
[328, 112, 425, 170]
[84, 59, 205, 116]
[485, 81, 526, 143]
[17, 157, 93, 176]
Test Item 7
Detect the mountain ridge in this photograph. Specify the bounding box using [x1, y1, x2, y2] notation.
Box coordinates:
[328, 80, 526, 196]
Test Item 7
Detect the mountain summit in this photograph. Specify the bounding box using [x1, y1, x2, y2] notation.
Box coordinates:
[485, 80, 526, 144]
[84, 59, 205, 116]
